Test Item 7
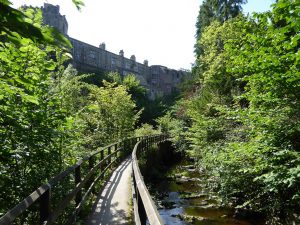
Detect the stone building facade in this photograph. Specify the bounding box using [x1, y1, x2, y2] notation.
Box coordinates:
[42, 3, 68, 35]
[42, 3, 186, 99]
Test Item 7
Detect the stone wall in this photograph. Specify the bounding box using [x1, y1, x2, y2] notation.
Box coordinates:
[70, 38, 151, 88]
[42, 3, 68, 35]
[41, 3, 186, 99]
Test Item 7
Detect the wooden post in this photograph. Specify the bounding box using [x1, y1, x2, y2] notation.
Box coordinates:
[100, 150, 104, 179]
[40, 188, 51, 224]
[114, 143, 118, 164]
[75, 166, 82, 207]
[89, 156, 94, 169]
[108, 146, 111, 165]
[123, 139, 126, 158]
[101, 149, 104, 161]
[137, 191, 147, 225]
[88, 156, 95, 193]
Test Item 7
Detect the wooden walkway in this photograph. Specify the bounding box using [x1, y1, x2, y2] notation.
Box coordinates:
[0, 135, 167, 225]
[85, 158, 132, 225]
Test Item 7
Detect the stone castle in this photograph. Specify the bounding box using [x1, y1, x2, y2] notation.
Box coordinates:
[42, 3, 187, 99]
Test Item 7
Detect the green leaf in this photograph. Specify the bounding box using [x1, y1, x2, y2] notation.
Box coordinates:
[23, 94, 39, 105]
[72, 0, 85, 10]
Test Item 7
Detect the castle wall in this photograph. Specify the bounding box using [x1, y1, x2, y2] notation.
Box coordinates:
[42, 3, 68, 35]
[69, 38, 151, 87]
[42, 3, 186, 99]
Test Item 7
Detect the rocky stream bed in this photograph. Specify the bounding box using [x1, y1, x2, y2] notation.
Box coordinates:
[146, 159, 265, 225]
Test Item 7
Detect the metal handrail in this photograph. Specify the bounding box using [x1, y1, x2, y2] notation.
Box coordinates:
[131, 134, 167, 225]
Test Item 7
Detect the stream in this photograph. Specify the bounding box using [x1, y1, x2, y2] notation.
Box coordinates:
[146, 158, 265, 225]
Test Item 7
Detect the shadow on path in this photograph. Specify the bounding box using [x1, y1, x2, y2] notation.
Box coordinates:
[85, 157, 132, 225]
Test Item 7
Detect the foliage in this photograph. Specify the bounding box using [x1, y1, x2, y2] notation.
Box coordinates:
[0, 38, 69, 214]
[156, 112, 187, 152]
[83, 80, 140, 148]
[195, 0, 247, 56]
[106, 71, 179, 125]
[0, 54, 139, 218]
[222, 1, 300, 221]
[0, 6, 140, 220]
[162, 0, 300, 223]
[135, 123, 161, 137]
[0, 3, 71, 48]
[51, 66, 140, 156]
[107, 72, 147, 102]
[71, 0, 85, 10]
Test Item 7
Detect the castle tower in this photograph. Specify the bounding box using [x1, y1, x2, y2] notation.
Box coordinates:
[99, 43, 106, 50]
[42, 3, 68, 35]
[130, 55, 136, 62]
[143, 60, 148, 66]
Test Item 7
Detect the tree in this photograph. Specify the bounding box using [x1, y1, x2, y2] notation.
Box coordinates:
[195, 0, 215, 41]
[0, 29, 70, 215]
[225, 1, 300, 221]
[195, 0, 247, 56]
[106, 72, 177, 126]
[0, 0, 84, 46]
[216, 0, 247, 22]
[0, 3, 142, 219]
[83, 80, 140, 147]
[160, 0, 300, 222]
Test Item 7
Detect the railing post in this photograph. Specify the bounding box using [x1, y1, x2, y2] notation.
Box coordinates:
[88, 156, 95, 193]
[89, 157, 94, 168]
[127, 139, 129, 155]
[75, 166, 82, 207]
[40, 188, 51, 224]
[108, 146, 111, 165]
[114, 143, 118, 164]
[101, 149, 104, 162]
[100, 150, 104, 179]
[123, 139, 126, 158]
[89, 157, 94, 170]
[137, 191, 147, 225]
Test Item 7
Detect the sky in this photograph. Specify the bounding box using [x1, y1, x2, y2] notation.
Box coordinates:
[12, 0, 275, 70]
